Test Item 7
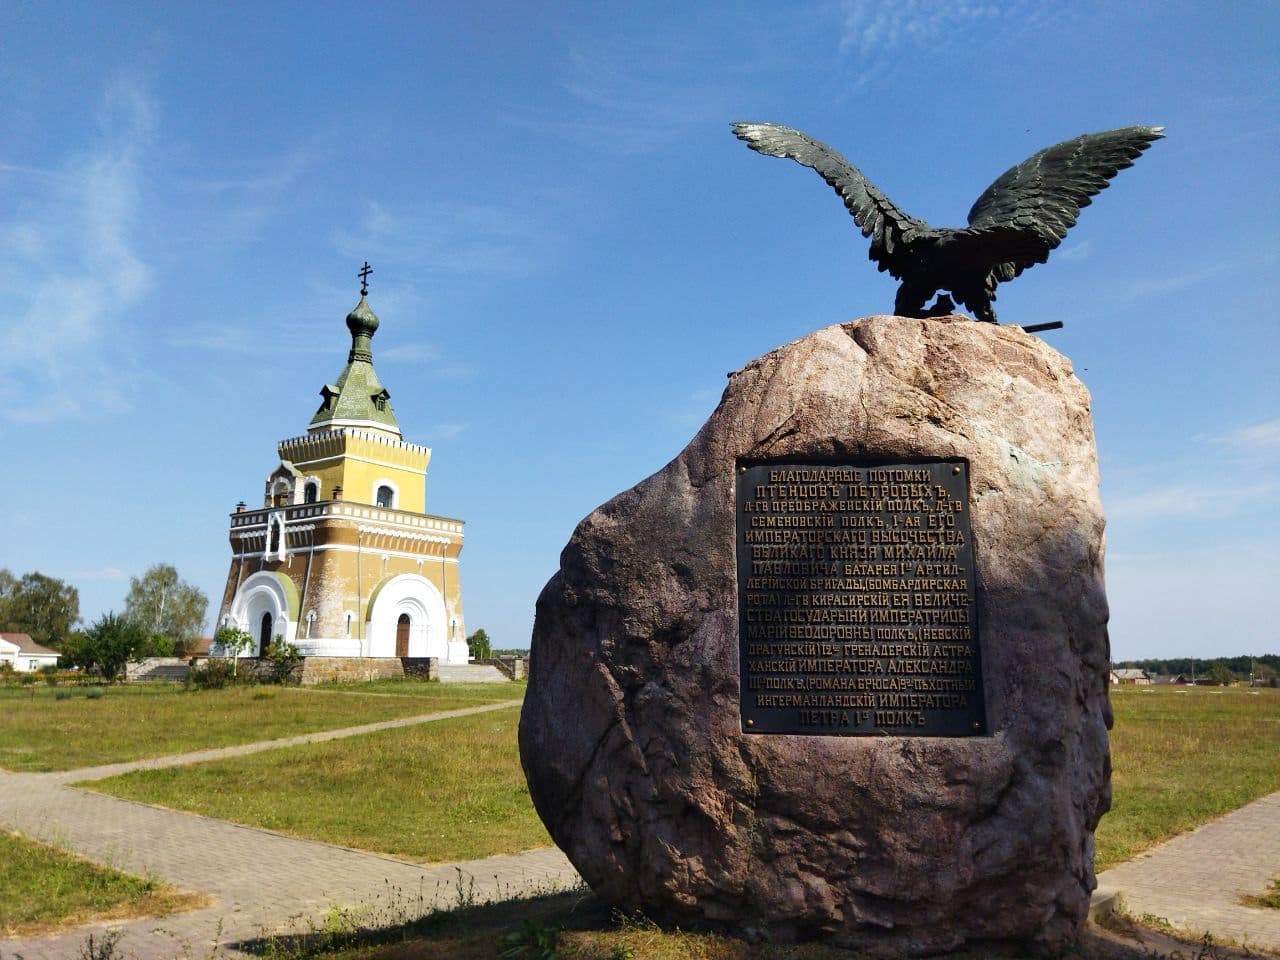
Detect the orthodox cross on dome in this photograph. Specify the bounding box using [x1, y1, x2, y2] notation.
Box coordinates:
[358, 261, 373, 297]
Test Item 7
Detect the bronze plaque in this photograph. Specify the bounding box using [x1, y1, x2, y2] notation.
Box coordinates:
[736, 461, 986, 736]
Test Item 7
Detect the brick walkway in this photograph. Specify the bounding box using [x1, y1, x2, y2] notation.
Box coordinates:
[1094, 790, 1280, 951]
[0, 701, 580, 959]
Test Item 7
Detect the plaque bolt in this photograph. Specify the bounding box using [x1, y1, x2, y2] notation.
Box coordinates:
[953, 465, 961, 474]
[972, 721, 981, 729]
[739, 466, 747, 474]
[746, 719, 755, 726]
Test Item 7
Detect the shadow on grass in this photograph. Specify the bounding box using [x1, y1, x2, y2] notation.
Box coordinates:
[222, 882, 1270, 960]
[227, 882, 603, 959]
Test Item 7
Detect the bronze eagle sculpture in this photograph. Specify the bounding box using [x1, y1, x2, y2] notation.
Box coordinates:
[731, 122, 1163, 323]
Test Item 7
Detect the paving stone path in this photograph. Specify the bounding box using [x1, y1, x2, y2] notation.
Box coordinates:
[0, 700, 581, 960]
[1094, 789, 1280, 952]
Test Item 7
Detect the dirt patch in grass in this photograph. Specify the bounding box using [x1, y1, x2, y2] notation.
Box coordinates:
[1097, 687, 1280, 870]
[0, 682, 520, 772]
[85, 704, 549, 862]
[0, 830, 207, 937]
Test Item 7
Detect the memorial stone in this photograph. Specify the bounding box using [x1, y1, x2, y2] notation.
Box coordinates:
[520, 315, 1112, 955]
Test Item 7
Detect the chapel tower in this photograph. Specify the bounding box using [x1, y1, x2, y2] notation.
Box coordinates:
[215, 273, 467, 663]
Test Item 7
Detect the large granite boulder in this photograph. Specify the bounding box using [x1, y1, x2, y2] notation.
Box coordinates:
[519, 316, 1111, 956]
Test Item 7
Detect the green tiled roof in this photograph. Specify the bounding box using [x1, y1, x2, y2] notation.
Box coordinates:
[309, 296, 401, 436]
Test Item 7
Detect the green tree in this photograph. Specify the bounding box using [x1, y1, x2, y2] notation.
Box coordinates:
[0, 569, 81, 650]
[60, 613, 152, 680]
[124, 565, 209, 656]
[1207, 662, 1235, 686]
[213, 626, 253, 677]
[466, 628, 492, 660]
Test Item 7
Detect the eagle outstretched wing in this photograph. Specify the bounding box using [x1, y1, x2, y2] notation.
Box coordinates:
[966, 126, 1165, 282]
[731, 122, 929, 278]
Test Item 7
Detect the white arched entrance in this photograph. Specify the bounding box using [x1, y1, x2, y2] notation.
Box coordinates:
[229, 571, 296, 655]
[365, 574, 448, 660]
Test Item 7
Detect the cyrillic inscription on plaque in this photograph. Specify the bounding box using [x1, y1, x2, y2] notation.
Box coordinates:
[736, 461, 985, 736]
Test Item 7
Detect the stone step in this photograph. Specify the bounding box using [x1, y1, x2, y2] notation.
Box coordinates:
[437, 664, 510, 683]
[125, 659, 191, 682]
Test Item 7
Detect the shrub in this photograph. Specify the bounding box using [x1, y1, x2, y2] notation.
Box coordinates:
[189, 659, 236, 690]
[264, 636, 302, 684]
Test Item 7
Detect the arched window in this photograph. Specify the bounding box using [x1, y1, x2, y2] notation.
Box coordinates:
[259, 612, 273, 655]
[304, 481, 318, 504]
[268, 519, 280, 554]
[272, 480, 292, 507]
[376, 485, 394, 508]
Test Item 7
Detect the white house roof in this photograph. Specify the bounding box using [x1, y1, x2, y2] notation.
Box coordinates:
[0, 633, 59, 657]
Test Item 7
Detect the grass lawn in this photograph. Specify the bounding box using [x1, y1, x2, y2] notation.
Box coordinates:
[85, 704, 550, 863]
[0, 681, 520, 772]
[1095, 686, 1280, 870]
[0, 829, 205, 936]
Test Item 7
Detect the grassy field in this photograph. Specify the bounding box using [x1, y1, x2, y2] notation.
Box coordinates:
[86, 705, 550, 863]
[0, 681, 520, 772]
[0, 830, 205, 937]
[1095, 686, 1280, 870]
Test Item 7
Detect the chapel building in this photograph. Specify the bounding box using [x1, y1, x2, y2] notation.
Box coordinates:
[215, 288, 468, 663]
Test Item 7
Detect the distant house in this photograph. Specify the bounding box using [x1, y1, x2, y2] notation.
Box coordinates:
[0, 633, 60, 672]
[1110, 668, 1152, 685]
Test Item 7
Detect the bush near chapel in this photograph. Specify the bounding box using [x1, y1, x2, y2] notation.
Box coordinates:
[59, 613, 167, 680]
[467, 628, 492, 660]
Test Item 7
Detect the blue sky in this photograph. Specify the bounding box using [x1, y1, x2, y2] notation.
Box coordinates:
[1, 1, 1276, 661]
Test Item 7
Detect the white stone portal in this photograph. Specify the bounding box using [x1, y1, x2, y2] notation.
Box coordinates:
[227, 571, 294, 655]
[365, 573, 456, 661]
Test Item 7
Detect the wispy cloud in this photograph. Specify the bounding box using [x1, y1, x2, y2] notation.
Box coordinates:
[553, 41, 730, 152]
[166, 318, 334, 356]
[430, 423, 466, 440]
[0, 73, 155, 423]
[1056, 239, 1093, 263]
[835, 1, 1049, 88]
[171, 144, 315, 249]
[379, 342, 439, 363]
[1106, 415, 1280, 521]
[668, 386, 724, 428]
[334, 199, 548, 278]
[1204, 417, 1280, 451]
[1106, 481, 1276, 522]
[838, 0, 1002, 57]
[64, 566, 128, 582]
